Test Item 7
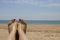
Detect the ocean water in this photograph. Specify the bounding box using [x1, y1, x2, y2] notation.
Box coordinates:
[0, 20, 60, 24]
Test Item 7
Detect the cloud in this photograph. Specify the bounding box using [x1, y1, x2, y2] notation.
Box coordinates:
[48, 3, 60, 7]
[0, 0, 60, 7]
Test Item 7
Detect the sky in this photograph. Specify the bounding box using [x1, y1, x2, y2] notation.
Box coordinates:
[0, 0, 60, 20]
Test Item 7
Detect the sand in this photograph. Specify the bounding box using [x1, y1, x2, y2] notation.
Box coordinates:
[0, 24, 60, 40]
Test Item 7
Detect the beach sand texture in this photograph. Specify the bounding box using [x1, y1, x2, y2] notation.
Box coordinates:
[0, 24, 60, 40]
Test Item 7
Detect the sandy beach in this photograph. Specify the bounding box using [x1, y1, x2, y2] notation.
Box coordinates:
[0, 24, 60, 40]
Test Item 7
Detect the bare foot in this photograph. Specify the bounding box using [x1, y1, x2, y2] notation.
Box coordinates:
[8, 19, 17, 33]
[18, 19, 27, 34]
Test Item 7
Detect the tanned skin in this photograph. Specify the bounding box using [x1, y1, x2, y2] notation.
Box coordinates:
[8, 19, 27, 40]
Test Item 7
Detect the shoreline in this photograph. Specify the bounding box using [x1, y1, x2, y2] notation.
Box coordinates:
[0, 24, 60, 31]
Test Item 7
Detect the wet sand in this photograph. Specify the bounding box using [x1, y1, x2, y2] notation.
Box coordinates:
[0, 24, 60, 40]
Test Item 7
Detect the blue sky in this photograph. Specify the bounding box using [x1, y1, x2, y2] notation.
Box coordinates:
[0, 0, 60, 20]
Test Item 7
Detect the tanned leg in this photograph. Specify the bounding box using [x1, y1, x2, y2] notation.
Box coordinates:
[8, 24, 16, 40]
[18, 25, 28, 40]
[18, 19, 28, 40]
[8, 19, 17, 40]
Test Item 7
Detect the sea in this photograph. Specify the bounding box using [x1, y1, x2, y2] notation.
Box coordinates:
[0, 20, 60, 24]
